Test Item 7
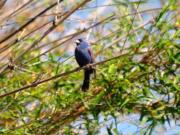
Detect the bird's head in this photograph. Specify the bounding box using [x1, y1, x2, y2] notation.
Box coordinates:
[75, 39, 83, 46]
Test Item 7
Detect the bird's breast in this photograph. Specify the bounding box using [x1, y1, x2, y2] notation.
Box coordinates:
[75, 48, 91, 67]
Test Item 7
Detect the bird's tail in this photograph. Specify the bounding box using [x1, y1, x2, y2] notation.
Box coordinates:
[82, 69, 92, 91]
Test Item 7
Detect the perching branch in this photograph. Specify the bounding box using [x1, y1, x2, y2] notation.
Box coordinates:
[0, 52, 130, 99]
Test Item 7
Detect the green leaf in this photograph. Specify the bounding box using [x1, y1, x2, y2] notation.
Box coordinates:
[108, 64, 116, 74]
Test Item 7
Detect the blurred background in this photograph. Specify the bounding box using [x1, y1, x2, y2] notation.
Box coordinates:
[0, 0, 179, 134]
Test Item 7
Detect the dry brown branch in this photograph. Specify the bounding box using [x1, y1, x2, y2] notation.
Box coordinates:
[0, 0, 34, 23]
[14, 0, 91, 62]
[0, 0, 7, 10]
[0, 20, 53, 54]
[0, 7, 161, 56]
[0, 1, 59, 44]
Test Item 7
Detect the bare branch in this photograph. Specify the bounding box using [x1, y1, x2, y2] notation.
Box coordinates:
[0, 0, 7, 10]
[0, 1, 59, 44]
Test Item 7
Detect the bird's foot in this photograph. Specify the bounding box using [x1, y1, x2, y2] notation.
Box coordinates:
[85, 64, 95, 70]
[85, 64, 91, 70]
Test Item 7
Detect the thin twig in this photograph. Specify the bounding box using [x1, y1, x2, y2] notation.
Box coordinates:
[120, 0, 141, 53]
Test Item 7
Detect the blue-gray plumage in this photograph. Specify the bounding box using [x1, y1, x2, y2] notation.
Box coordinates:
[75, 39, 95, 91]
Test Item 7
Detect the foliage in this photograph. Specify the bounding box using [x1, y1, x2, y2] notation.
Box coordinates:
[0, 0, 179, 134]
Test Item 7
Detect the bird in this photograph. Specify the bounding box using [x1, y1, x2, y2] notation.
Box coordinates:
[74, 38, 95, 91]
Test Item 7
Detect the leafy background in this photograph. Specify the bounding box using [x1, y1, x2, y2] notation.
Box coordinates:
[0, 0, 179, 134]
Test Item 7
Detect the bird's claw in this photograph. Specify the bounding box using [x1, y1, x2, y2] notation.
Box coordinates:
[85, 64, 91, 70]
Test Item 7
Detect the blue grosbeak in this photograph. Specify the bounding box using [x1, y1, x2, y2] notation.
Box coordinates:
[75, 39, 95, 91]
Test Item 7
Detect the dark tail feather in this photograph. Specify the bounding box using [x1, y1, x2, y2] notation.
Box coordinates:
[82, 69, 92, 91]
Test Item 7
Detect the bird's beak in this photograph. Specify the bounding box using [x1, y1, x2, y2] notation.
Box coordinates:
[75, 39, 80, 44]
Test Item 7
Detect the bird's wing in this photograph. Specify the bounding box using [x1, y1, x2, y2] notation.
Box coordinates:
[88, 47, 95, 63]
[88, 47, 96, 78]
